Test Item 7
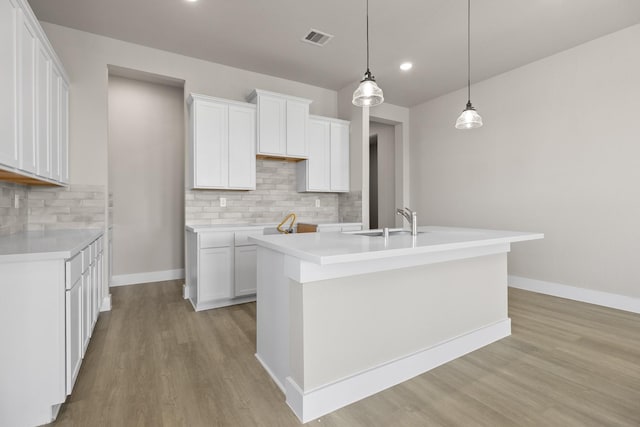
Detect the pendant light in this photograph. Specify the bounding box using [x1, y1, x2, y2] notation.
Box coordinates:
[455, 0, 483, 129]
[352, 0, 384, 107]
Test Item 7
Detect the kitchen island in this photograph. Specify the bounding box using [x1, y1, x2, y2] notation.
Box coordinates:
[249, 226, 543, 423]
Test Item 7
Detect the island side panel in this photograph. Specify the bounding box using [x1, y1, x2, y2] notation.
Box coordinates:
[255, 247, 289, 392]
[293, 253, 508, 391]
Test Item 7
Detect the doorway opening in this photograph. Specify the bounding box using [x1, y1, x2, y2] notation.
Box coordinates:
[369, 121, 396, 229]
[107, 66, 185, 286]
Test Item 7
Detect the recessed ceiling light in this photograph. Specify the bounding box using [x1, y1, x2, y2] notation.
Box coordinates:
[400, 62, 413, 71]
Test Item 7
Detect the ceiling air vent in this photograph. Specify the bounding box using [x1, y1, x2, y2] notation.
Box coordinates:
[301, 29, 334, 47]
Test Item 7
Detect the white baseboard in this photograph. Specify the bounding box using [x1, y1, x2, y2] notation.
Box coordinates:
[509, 275, 640, 314]
[110, 268, 185, 287]
[255, 353, 286, 394]
[285, 319, 511, 424]
[100, 294, 112, 312]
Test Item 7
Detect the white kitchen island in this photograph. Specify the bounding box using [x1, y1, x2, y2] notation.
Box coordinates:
[249, 226, 543, 423]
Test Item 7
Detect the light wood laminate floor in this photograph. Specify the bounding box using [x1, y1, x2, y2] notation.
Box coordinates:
[50, 281, 640, 427]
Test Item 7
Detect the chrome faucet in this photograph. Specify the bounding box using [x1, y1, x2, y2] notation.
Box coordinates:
[396, 207, 418, 236]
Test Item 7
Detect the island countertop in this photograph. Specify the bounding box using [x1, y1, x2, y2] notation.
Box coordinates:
[249, 226, 543, 265]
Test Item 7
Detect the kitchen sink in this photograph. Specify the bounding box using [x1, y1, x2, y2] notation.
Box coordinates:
[348, 229, 426, 237]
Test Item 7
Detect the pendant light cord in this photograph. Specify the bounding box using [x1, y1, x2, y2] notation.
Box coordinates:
[467, 0, 471, 103]
[366, 0, 370, 73]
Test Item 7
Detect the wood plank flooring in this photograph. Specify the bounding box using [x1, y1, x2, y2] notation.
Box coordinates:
[50, 281, 640, 427]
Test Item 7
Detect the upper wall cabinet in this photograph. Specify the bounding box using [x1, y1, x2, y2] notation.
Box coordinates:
[188, 94, 256, 190]
[247, 89, 312, 160]
[0, 0, 70, 186]
[297, 115, 350, 193]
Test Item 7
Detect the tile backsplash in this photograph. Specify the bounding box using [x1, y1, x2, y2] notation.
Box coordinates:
[339, 190, 362, 223]
[186, 159, 341, 226]
[26, 185, 106, 231]
[0, 182, 28, 236]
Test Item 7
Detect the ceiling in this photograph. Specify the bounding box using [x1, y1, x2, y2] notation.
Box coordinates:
[28, 0, 640, 107]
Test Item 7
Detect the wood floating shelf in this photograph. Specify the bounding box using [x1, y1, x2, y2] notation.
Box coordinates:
[256, 154, 306, 163]
[0, 170, 64, 186]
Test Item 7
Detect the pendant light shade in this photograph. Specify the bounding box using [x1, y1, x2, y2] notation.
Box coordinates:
[456, 102, 483, 129]
[455, 0, 482, 129]
[353, 70, 384, 107]
[353, 0, 384, 107]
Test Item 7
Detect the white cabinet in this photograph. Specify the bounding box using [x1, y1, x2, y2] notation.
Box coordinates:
[50, 65, 60, 181]
[59, 78, 69, 184]
[0, 0, 18, 169]
[81, 262, 91, 354]
[200, 247, 234, 301]
[17, 8, 36, 174]
[65, 275, 82, 395]
[297, 116, 350, 193]
[186, 227, 262, 311]
[35, 39, 50, 178]
[234, 242, 257, 297]
[248, 89, 312, 159]
[188, 94, 255, 190]
[0, 0, 69, 185]
[301, 117, 330, 191]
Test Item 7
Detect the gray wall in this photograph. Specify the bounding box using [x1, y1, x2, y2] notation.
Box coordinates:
[410, 24, 640, 299]
[108, 75, 184, 276]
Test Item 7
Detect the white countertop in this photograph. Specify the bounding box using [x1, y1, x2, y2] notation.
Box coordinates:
[186, 222, 362, 233]
[249, 226, 543, 265]
[0, 229, 104, 263]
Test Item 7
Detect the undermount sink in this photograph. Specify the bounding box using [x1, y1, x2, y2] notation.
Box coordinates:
[349, 229, 426, 237]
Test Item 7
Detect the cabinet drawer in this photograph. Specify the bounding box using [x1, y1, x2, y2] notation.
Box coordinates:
[66, 252, 82, 289]
[81, 247, 90, 272]
[90, 241, 98, 264]
[200, 232, 234, 249]
[234, 230, 263, 246]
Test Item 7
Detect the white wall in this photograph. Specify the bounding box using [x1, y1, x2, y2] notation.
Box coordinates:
[108, 76, 184, 276]
[410, 24, 640, 298]
[369, 122, 395, 228]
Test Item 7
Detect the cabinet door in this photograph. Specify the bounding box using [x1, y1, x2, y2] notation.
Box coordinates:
[257, 94, 286, 155]
[91, 255, 99, 325]
[17, 9, 37, 174]
[35, 40, 50, 178]
[59, 79, 69, 183]
[50, 66, 60, 181]
[66, 278, 82, 395]
[92, 251, 104, 325]
[193, 100, 228, 188]
[199, 246, 233, 302]
[286, 99, 308, 157]
[228, 104, 255, 189]
[81, 270, 91, 355]
[0, 0, 18, 168]
[330, 121, 350, 192]
[234, 245, 257, 297]
[306, 118, 331, 191]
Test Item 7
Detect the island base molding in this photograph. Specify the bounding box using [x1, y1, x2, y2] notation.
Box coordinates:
[285, 318, 511, 423]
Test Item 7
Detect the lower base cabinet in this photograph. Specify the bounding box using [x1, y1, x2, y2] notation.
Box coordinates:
[235, 245, 257, 297]
[0, 230, 104, 427]
[65, 277, 82, 394]
[185, 223, 362, 312]
[200, 246, 234, 301]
